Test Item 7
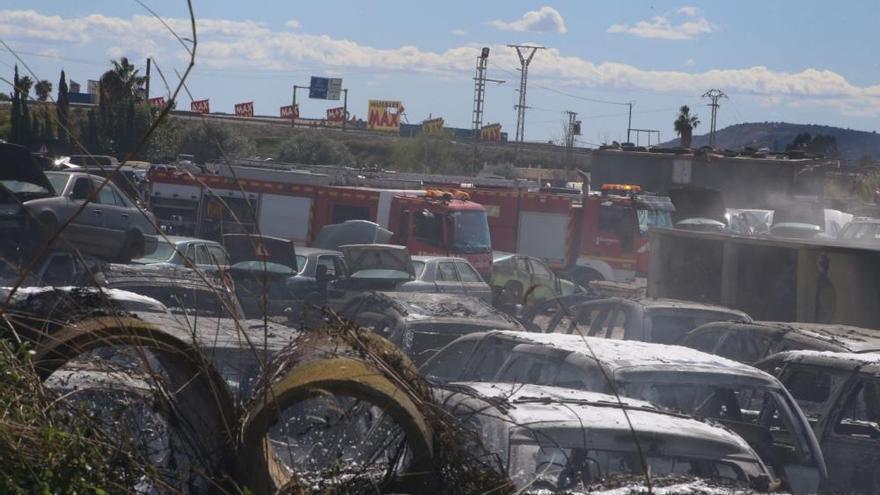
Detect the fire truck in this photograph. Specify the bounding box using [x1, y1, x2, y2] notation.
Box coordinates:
[147, 164, 494, 274]
[463, 183, 675, 285]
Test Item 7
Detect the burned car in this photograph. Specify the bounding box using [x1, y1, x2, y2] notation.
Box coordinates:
[437, 382, 774, 492]
[285, 246, 347, 303]
[683, 320, 880, 364]
[223, 234, 299, 318]
[338, 291, 523, 365]
[544, 296, 752, 344]
[424, 330, 826, 493]
[758, 351, 880, 494]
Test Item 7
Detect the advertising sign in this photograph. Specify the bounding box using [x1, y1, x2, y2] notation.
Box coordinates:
[422, 117, 444, 134]
[367, 100, 403, 133]
[148, 96, 165, 108]
[234, 101, 254, 117]
[309, 77, 343, 100]
[326, 107, 346, 122]
[481, 123, 502, 142]
[280, 104, 299, 120]
[191, 99, 210, 114]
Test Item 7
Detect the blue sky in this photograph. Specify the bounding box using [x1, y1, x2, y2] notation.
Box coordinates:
[2, 1, 878, 145]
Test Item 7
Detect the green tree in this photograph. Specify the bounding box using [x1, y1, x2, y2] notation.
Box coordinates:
[177, 122, 256, 163]
[674, 105, 700, 148]
[9, 66, 33, 146]
[786, 132, 838, 156]
[34, 79, 52, 102]
[276, 132, 354, 165]
[56, 70, 70, 148]
[390, 132, 470, 174]
[95, 57, 148, 157]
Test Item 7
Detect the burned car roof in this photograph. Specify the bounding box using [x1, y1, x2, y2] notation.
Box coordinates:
[443, 382, 758, 458]
[695, 320, 880, 353]
[490, 330, 772, 384]
[760, 349, 880, 373]
[341, 291, 522, 329]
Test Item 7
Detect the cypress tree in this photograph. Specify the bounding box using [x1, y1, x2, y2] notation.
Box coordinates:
[10, 65, 20, 144]
[56, 70, 69, 147]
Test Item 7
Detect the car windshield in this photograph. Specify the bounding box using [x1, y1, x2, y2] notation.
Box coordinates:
[412, 260, 426, 278]
[136, 241, 175, 263]
[0, 180, 51, 195]
[46, 174, 68, 193]
[637, 208, 673, 235]
[450, 210, 491, 253]
[508, 441, 748, 491]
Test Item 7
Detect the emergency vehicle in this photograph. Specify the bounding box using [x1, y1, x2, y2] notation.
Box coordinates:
[147, 164, 493, 274]
[464, 183, 675, 284]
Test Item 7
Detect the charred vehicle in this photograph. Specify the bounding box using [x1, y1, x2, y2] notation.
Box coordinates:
[543, 296, 751, 344]
[223, 234, 298, 318]
[683, 320, 880, 364]
[424, 330, 826, 493]
[285, 246, 347, 303]
[490, 253, 584, 306]
[758, 351, 880, 494]
[437, 382, 774, 492]
[338, 291, 523, 365]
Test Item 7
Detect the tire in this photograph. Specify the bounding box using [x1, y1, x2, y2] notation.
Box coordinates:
[502, 281, 524, 305]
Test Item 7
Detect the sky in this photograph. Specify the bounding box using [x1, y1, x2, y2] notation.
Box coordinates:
[1, 1, 879, 146]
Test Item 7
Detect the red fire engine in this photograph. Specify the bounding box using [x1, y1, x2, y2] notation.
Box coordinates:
[147, 166, 493, 274]
[463, 183, 675, 285]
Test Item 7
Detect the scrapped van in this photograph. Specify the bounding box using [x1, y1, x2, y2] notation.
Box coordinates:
[423, 331, 826, 493]
[758, 351, 880, 494]
[436, 382, 774, 492]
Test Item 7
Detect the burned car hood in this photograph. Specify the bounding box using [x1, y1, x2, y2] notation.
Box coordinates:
[341, 244, 414, 279]
[223, 234, 297, 272]
[0, 142, 55, 194]
[313, 220, 393, 251]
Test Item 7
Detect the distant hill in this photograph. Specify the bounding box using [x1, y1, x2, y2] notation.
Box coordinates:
[658, 122, 880, 161]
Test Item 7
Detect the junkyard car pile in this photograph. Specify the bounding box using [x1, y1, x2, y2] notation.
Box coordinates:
[6, 141, 880, 494]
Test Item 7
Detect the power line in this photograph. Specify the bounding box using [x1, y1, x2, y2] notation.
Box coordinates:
[702, 89, 728, 148]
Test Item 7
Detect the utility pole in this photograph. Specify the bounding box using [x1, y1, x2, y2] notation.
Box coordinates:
[563, 110, 580, 167]
[145, 57, 151, 100]
[471, 47, 504, 172]
[508, 44, 545, 145]
[702, 89, 727, 148]
[626, 102, 633, 143]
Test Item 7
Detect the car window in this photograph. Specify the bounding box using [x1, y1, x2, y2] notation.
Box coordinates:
[552, 361, 591, 390]
[497, 350, 560, 385]
[469, 338, 519, 381]
[782, 364, 841, 420]
[195, 245, 213, 265]
[529, 259, 553, 280]
[206, 245, 229, 266]
[183, 244, 197, 265]
[683, 330, 725, 354]
[412, 260, 426, 278]
[715, 332, 768, 363]
[423, 340, 476, 382]
[317, 256, 337, 277]
[834, 378, 880, 439]
[516, 257, 529, 274]
[437, 262, 460, 282]
[70, 177, 91, 201]
[92, 180, 117, 205]
[295, 255, 307, 273]
[111, 185, 131, 207]
[47, 174, 68, 193]
[455, 262, 482, 283]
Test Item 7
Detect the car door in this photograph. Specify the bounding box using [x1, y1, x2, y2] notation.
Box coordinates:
[205, 244, 230, 272]
[454, 261, 492, 303]
[65, 176, 105, 245]
[527, 258, 556, 303]
[91, 178, 127, 250]
[435, 261, 465, 295]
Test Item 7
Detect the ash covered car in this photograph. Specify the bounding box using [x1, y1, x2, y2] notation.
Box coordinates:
[436, 382, 774, 492]
[758, 351, 880, 494]
[490, 253, 583, 306]
[338, 291, 523, 365]
[545, 296, 751, 345]
[424, 330, 826, 493]
[683, 320, 880, 364]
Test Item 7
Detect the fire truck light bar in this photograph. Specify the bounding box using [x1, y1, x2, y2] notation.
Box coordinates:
[600, 183, 642, 194]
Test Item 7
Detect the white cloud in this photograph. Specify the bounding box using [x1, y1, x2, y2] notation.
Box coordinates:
[3, 9, 880, 116]
[451, 28, 467, 36]
[608, 7, 717, 40]
[684, 58, 695, 67]
[489, 6, 567, 34]
[285, 19, 301, 29]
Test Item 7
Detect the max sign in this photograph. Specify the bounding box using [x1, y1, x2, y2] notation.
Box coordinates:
[148, 96, 165, 108]
[367, 100, 403, 132]
[235, 101, 254, 117]
[481, 123, 502, 142]
[191, 99, 210, 114]
[326, 107, 345, 122]
[280, 104, 299, 120]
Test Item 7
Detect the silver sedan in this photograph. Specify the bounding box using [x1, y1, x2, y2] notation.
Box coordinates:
[398, 256, 492, 304]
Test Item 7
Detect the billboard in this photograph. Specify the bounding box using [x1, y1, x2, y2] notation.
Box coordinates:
[309, 77, 343, 100]
[280, 104, 299, 120]
[326, 107, 346, 122]
[148, 96, 165, 108]
[367, 100, 403, 133]
[422, 117, 444, 134]
[191, 99, 210, 114]
[481, 123, 502, 142]
[234, 101, 254, 117]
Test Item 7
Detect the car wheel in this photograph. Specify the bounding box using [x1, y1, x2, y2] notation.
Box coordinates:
[502, 281, 523, 305]
[119, 230, 144, 263]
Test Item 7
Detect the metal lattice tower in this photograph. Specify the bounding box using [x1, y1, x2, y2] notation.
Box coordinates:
[702, 89, 727, 148]
[471, 47, 504, 141]
[508, 44, 544, 143]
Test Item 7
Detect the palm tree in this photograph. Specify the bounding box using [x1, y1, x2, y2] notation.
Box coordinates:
[34, 79, 52, 102]
[17, 75, 34, 100]
[99, 57, 146, 104]
[674, 105, 700, 148]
